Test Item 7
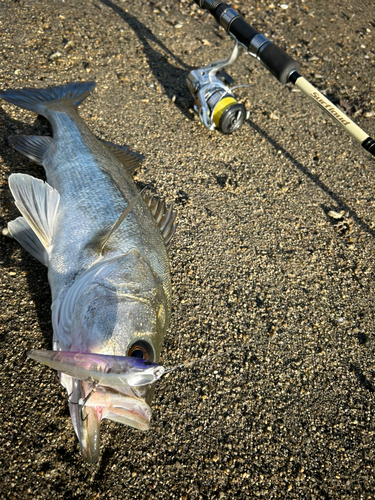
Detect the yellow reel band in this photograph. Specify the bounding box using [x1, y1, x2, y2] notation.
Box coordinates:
[212, 97, 237, 128]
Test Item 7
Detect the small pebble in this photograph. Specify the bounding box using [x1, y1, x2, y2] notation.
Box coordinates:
[49, 51, 61, 60]
[328, 210, 343, 220]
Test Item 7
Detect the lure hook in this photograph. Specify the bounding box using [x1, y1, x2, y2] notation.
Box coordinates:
[68, 381, 99, 421]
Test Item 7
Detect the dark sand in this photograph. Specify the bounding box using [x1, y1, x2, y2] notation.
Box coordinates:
[1, 0, 375, 498]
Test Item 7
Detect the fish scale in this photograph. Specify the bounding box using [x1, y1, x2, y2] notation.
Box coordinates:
[0, 81, 177, 463]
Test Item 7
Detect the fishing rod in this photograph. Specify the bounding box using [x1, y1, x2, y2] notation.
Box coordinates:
[187, 0, 375, 157]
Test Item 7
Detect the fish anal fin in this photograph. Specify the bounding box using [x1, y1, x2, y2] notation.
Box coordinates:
[8, 216, 49, 266]
[142, 192, 177, 248]
[102, 141, 144, 175]
[8, 135, 52, 165]
[8, 173, 60, 248]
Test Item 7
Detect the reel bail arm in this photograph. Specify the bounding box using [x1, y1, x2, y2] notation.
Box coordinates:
[192, 0, 375, 156]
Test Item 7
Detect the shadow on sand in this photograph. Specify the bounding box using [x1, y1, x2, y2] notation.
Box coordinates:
[246, 117, 375, 238]
[98, 0, 193, 120]
[0, 106, 52, 346]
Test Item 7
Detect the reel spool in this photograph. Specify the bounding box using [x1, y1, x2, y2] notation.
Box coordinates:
[186, 42, 249, 134]
[203, 83, 246, 134]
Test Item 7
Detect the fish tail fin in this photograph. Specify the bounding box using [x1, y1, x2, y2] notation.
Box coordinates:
[0, 82, 96, 115]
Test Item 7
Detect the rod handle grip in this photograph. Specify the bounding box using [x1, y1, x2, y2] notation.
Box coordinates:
[258, 42, 300, 84]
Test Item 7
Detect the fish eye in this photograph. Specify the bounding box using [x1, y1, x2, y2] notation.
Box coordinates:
[128, 340, 154, 362]
[129, 346, 144, 359]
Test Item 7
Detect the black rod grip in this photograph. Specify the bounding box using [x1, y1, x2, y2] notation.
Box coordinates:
[229, 17, 260, 48]
[210, 1, 229, 23]
[258, 42, 300, 84]
[193, 0, 299, 85]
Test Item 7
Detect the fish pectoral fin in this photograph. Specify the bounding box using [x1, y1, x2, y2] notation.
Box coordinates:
[8, 216, 49, 266]
[102, 140, 144, 175]
[8, 135, 52, 165]
[8, 173, 60, 248]
[142, 192, 177, 248]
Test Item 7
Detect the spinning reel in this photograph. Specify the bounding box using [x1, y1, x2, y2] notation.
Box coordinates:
[186, 42, 249, 134]
[186, 0, 375, 156]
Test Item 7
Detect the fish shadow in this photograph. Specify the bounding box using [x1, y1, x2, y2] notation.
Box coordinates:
[0, 106, 53, 346]
[98, 0, 193, 120]
[246, 118, 375, 239]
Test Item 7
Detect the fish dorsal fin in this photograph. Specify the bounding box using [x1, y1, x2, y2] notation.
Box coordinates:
[142, 192, 177, 248]
[102, 140, 144, 175]
[7, 216, 49, 266]
[8, 135, 52, 165]
[8, 173, 60, 248]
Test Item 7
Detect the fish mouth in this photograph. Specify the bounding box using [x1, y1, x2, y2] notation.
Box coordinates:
[65, 376, 152, 463]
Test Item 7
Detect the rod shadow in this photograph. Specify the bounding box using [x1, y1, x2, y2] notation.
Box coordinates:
[246, 118, 375, 238]
[98, 0, 193, 119]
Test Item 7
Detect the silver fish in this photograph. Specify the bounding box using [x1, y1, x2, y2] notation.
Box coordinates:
[1, 82, 176, 462]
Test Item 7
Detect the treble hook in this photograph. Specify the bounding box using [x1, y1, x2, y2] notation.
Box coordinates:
[68, 381, 99, 421]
